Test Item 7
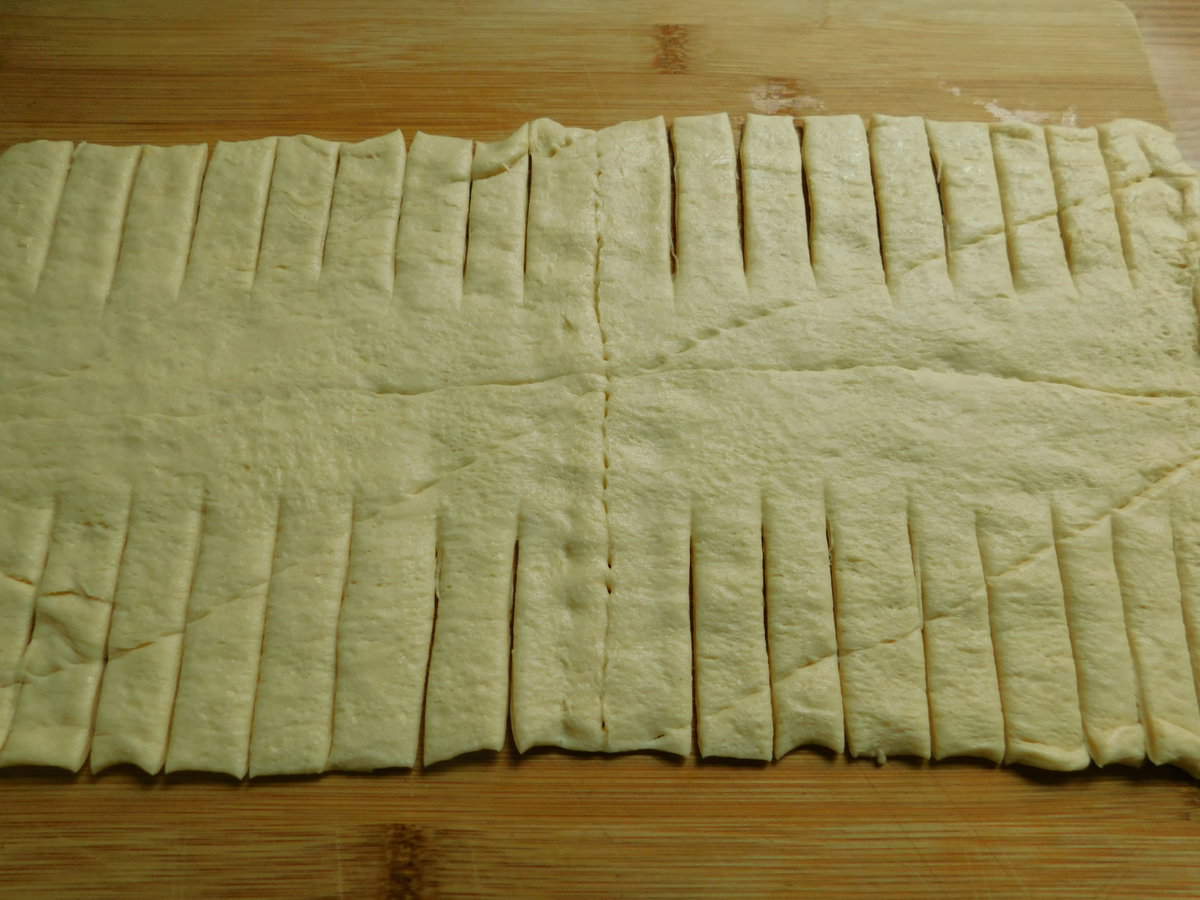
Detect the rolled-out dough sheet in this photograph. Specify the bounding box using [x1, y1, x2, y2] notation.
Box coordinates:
[0, 111, 1198, 778]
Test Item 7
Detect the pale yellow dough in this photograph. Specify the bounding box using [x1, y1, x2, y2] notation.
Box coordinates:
[0, 112, 1198, 777]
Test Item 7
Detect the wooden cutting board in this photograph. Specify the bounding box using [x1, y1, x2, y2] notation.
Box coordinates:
[0, 1, 1196, 897]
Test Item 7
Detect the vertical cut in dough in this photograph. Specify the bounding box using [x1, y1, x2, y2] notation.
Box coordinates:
[326, 500, 436, 771]
[180, 137, 278, 303]
[463, 124, 529, 308]
[740, 113, 816, 300]
[0, 140, 74, 304]
[671, 113, 749, 318]
[926, 120, 1014, 300]
[0, 487, 130, 770]
[90, 483, 204, 774]
[763, 483, 844, 758]
[393, 132, 471, 312]
[976, 498, 1088, 770]
[319, 131, 407, 307]
[1044, 126, 1130, 291]
[422, 494, 519, 766]
[989, 122, 1073, 294]
[691, 494, 773, 760]
[1112, 496, 1200, 776]
[910, 501, 1004, 763]
[523, 119, 604, 366]
[1051, 504, 1144, 767]
[801, 115, 885, 297]
[510, 399, 608, 753]
[601, 389, 693, 755]
[106, 144, 207, 310]
[595, 116, 673, 368]
[35, 143, 142, 318]
[164, 492, 278, 778]
[827, 479, 929, 761]
[253, 135, 340, 305]
[248, 493, 351, 777]
[0, 496, 54, 747]
[868, 114, 951, 302]
[1170, 478, 1200, 712]
[0, 112, 1197, 779]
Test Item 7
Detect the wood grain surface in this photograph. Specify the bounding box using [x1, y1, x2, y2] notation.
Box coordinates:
[1127, 0, 1200, 166]
[1, 1, 1198, 897]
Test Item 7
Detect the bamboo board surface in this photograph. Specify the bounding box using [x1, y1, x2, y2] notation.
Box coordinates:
[0, 1, 1197, 897]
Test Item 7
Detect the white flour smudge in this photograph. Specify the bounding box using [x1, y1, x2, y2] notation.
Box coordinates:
[748, 81, 826, 115]
[937, 80, 1081, 127]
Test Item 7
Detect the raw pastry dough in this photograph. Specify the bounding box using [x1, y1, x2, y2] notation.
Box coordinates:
[0, 112, 1197, 777]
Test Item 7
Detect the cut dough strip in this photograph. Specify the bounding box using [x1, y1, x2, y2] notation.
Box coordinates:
[976, 498, 1089, 770]
[600, 420, 692, 755]
[595, 116, 674, 368]
[1051, 501, 1145, 767]
[249, 493, 352, 777]
[0, 486, 131, 770]
[691, 494, 773, 760]
[1099, 121, 1196, 298]
[107, 144, 208, 311]
[164, 491, 279, 777]
[868, 114, 952, 303]
[181, 137, 277, 305]
[464, 124, 529, 308]
[827, 478, 929, 762]
[393, 132, 472, 312]
[1170, 479, 1200, 719]
[510, 398, 608, 754]
[90, 482, 204, 774]
[0, 139, 73, 305]
[740, 113, 816, 300]
[926, 121, 1014, 301]
[254, 136, 340, 304]
[37, 143, 142, 321]
[763, 482, 844, 759]
[319, 131, 407, 307]
[671, 114, 748, 315]
[910, 501, 1004, 763]
[0, 495, 54, 748]
[1044, 126, 1131, 292]
[990, 122, 1074, 295]
[802, 115, 886, 298]
[1112, 496, 1200, 776]
[421, 497, 519, 766]
[327, 499, 436, 771]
